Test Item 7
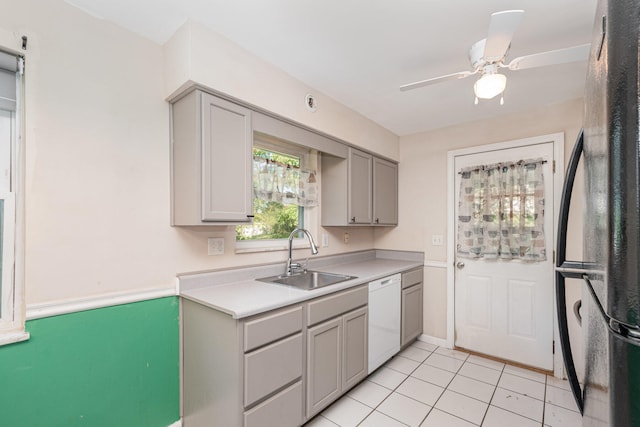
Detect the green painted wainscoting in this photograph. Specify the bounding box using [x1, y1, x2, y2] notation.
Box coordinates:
[0, 296, 180, 427]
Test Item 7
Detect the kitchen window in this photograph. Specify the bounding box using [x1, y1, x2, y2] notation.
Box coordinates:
[236, 134, 319, 252]
[0, 50, 27, 345]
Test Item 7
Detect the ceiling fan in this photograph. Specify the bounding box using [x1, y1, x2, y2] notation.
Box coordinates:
[400, 10, 590, 104]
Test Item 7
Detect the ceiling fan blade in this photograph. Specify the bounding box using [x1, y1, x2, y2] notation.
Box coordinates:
[506, 44, 591, 71]
[400, 70, 476, 92]
[483, 10, 525, 62]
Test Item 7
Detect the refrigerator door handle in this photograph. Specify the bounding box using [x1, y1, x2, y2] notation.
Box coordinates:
[573, 299, 582, 326]
[556, 129, 584, 268]
[555, 130, 585, 414]
[582, 274, 640, 345]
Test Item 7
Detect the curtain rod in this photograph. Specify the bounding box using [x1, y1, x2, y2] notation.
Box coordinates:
[458, 159, 547, 174]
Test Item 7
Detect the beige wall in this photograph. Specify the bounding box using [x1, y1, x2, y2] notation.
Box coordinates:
[376, 99, 585, 373]
[1, 0, 394, 306]
[164, 20, 400, 161]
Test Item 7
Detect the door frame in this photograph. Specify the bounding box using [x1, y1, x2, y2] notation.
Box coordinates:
[446, 132, 565, 377]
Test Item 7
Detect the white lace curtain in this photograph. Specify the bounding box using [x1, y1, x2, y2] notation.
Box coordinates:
[253, 157, 318, 207]
[457, 158, 546, 261]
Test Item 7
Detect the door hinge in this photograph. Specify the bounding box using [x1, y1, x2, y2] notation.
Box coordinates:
[552, 160, 556, 173]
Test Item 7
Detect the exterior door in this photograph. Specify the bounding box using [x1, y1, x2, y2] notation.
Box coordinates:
[454, 141, 555, 370]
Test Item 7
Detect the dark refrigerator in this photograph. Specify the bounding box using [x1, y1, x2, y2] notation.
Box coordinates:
[556, 0, 640, 426]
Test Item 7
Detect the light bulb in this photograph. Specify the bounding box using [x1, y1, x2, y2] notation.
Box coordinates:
[474, 73, 507, 99]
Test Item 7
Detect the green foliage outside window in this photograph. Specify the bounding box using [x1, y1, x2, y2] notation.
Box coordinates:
[236, 147, 303, 240]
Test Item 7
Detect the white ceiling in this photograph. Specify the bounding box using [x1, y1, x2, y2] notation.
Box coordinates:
[66, 0, 598, 136]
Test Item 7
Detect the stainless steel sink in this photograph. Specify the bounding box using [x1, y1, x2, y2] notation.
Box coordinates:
[258, 271, 357, 290]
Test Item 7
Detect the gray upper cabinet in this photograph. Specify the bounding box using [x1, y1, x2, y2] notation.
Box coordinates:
[348, 149, 373, 224]
[373, 157, 398, 225]
[322, 148, 398, 226]
[171, 90, 253, 225]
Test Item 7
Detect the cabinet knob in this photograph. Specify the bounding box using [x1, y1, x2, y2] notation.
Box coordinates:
[375, 218, 379, 223]
[351, 217, 356, 223]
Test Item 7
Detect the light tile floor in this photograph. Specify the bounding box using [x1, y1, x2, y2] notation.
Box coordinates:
[304, 341, 581, 427]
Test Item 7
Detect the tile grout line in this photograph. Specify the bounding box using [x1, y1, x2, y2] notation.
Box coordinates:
[542, 375, 548, 426]
[420, 347, 480, 425]
[478, 362, 506, 426]
[333, 344, 567, 427]
[355, 345, 437, 426]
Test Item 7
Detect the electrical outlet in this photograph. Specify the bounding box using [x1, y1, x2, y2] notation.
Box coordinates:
[207, 237, 224, 255]
[322, 234, 329, 247]
[343, 233, 350, 244]
[432, 235, 444, 246]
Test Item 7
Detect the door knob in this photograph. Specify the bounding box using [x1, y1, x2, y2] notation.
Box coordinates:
[456, 261, 465, 269]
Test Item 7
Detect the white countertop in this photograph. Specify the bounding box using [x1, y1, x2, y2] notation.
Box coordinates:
[180, 256, 422, 319]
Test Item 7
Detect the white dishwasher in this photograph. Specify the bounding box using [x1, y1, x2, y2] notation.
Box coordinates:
[368, 273, 401, 373]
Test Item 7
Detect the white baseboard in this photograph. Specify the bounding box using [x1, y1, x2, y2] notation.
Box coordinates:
[26, 286, 177, 320]
[167, 419, 182, 427]
[418, 334, 450, 349]
[423, 260, 448, 269]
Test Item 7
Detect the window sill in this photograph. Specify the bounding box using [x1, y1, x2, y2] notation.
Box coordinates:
[235, 239, 312, 254]
[0, 330, 30, 347]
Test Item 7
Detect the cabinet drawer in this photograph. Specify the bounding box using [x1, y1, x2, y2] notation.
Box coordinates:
[244, 305, 303, 352]
[244, 381, 303, 427]
[244, 333, 303, 407]
[307, 285, 367, 327]
[402, 268, 423, 289]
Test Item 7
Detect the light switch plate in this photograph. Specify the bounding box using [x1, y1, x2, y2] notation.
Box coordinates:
[208, 237, 224, 255]
[322, 234, 329, 247]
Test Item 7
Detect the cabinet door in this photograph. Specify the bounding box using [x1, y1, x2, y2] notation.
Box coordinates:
[201, 93, 253, 222]
[307, 317, 342, 418]
[342, 307, 368, 391]
[401, 283, 424, 347]
[373, 157, 398, 225]
[348, 149, 372, 224]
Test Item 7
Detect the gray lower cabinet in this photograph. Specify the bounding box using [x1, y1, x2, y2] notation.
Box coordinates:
[306, 317, 342, 416]
[341, 307, 369, 390]
[401, 268, 424, 347]
[182, 300, 304, 427]
[306, 286, 368, 418]
[182, 284, 369, 426]
[171, 89, 253, 225]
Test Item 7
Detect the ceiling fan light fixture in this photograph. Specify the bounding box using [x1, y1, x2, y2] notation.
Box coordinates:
[474, 73, 507, 99]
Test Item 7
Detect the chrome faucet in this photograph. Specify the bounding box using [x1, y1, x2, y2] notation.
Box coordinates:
[285, 228, 319, 276]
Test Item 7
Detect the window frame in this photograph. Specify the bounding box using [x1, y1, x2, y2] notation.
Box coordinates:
[0, 51, 28, 346]
[235, 134, 318, 253]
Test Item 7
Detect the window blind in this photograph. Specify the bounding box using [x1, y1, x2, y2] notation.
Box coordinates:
[0, 50, 18, 111]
